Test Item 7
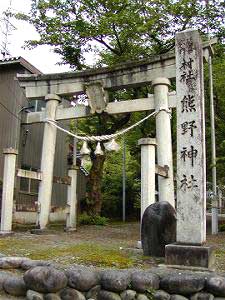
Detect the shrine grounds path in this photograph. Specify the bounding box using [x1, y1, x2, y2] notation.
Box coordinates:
[0, 222, 224, 273]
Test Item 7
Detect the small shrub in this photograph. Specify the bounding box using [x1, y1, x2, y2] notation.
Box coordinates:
[78, 213, 109, 226]
[219, 223, 225, 232]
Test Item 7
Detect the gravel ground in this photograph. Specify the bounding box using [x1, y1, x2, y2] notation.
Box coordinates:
[0, 222, 224, 272]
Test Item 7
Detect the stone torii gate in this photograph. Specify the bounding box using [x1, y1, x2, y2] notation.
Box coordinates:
[0, 29, 215, 267]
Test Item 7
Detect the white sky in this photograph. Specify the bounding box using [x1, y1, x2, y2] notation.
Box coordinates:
[0, 0, 72, 73]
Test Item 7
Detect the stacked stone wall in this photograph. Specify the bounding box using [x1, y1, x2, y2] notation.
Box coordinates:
[0, 257, 224, 300]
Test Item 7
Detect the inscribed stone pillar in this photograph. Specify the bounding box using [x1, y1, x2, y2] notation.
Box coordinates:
[176, 29, 206, 245]
[152, 78, 175, 207]
[37, 94, 61, 230]
[138, 138, 157, 221]
[0, 148, 18, 233]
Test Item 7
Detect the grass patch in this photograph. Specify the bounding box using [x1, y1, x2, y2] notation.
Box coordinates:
[0, 238, 36, 256]
[215, 248, 225, 257]
[28, 243, 134, 268]
[0, 238, 135, 268]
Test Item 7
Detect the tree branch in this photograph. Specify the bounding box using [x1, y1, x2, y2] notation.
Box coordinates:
[112, 23, 123, 54]
[93, 37, 121, 55]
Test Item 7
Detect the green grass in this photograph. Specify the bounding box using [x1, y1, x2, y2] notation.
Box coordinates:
[28, 243, 135, 268]
[0, 238, 135, 268]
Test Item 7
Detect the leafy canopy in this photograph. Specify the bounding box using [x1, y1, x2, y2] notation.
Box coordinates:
[16, 0, 225, 69]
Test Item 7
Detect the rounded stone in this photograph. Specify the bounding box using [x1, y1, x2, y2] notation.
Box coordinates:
[136, 294, 149, 300]
[66, 266, 99, 292]
[206, 277, 225, 297]
[24, 266, 67, 293]
[98, 290, 121, 300]
[191, 292, 214, 300]
[21, 259, 52, 271]
[120, 289, 137, 300]
[101, 270, 131, 292]
[0, 256, 30, 269]
[141, 201, 176, 257]
[131, 271, 159, 292]
[3, 276, 27, 296]
[60, 288, 86, 300]
[160, 274, 205, 295]
[27, 290, 44, 300]
[0, 271, 10, 289]
[86, 285, 101, 300]
[171, 295, 189, 300]
[44, 293, 61, 300]
[154, 290, 171, 300]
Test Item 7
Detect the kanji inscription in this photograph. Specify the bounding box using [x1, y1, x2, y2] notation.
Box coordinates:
[176, 29, 206, 245]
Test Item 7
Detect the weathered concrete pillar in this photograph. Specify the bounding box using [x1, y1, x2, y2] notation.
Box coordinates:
[0, 148, 18, 233]
[138, 138, 157, 221]
[37, 94, 60, 230]
[152, 78, 175, 207]
[66, 166, 79, 231]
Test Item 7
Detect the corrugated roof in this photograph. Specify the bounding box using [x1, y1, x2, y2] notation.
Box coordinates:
[0, 56, 42, 74]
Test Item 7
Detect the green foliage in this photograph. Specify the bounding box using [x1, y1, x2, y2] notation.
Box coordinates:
[15, 0, 224, 69]
[101, 140, 141, 219]
[219, 224, 225, 232]
[145, 288, 156, 300]
[204, 44, 225, 185]
[78, 212, 109, 226]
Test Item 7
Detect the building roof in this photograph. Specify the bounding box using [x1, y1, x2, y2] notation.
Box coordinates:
[0, 56, 42, 74]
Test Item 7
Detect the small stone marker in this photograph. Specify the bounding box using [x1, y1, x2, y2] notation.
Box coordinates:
[141, 201, 176, 257]
[176, 29, 206, 245]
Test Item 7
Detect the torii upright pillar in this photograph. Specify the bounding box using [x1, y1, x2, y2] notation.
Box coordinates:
[153, 78, 175, 207]
[37, 94, 61, 230]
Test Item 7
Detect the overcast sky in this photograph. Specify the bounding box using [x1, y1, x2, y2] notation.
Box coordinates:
[0, 0, 71, 73]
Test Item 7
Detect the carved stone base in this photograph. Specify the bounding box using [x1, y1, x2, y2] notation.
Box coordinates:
[165, 244, 215, 270]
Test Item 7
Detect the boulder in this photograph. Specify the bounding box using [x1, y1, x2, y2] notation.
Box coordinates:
[86, 285, 101, 300]
[66, 266, 99, 292]
[24, 266, 67, 293]
[98, 290, 121, 300]
[120, 290, 137, 300]
[0, 271, 10, 290]
[44, 293, 62, 300]
[27, 290, 44, 300]
[21, 259, 52, 271]
[136, 294, 149, 300]
[3, 276, 27, 296]
[153, 290, 171, 300]
[141, 201, 176, 257]
[170, 295, 189, 300]
[206, 277, 225, 297]
[131, 271, 159, 292]
[160, 274, 205, 295]
[101, 270, 130, 292]
[0, 256, 30, 269]
[191, 292, 214, 300]
[60, 288, 86, 300]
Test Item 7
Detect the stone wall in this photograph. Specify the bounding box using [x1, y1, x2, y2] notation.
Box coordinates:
[0, 257, 224, 300]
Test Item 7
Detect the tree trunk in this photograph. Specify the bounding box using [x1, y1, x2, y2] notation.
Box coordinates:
[86, 154, 106, 215]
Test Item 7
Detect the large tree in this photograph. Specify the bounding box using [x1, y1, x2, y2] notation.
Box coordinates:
[16, 0, 224, 215]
